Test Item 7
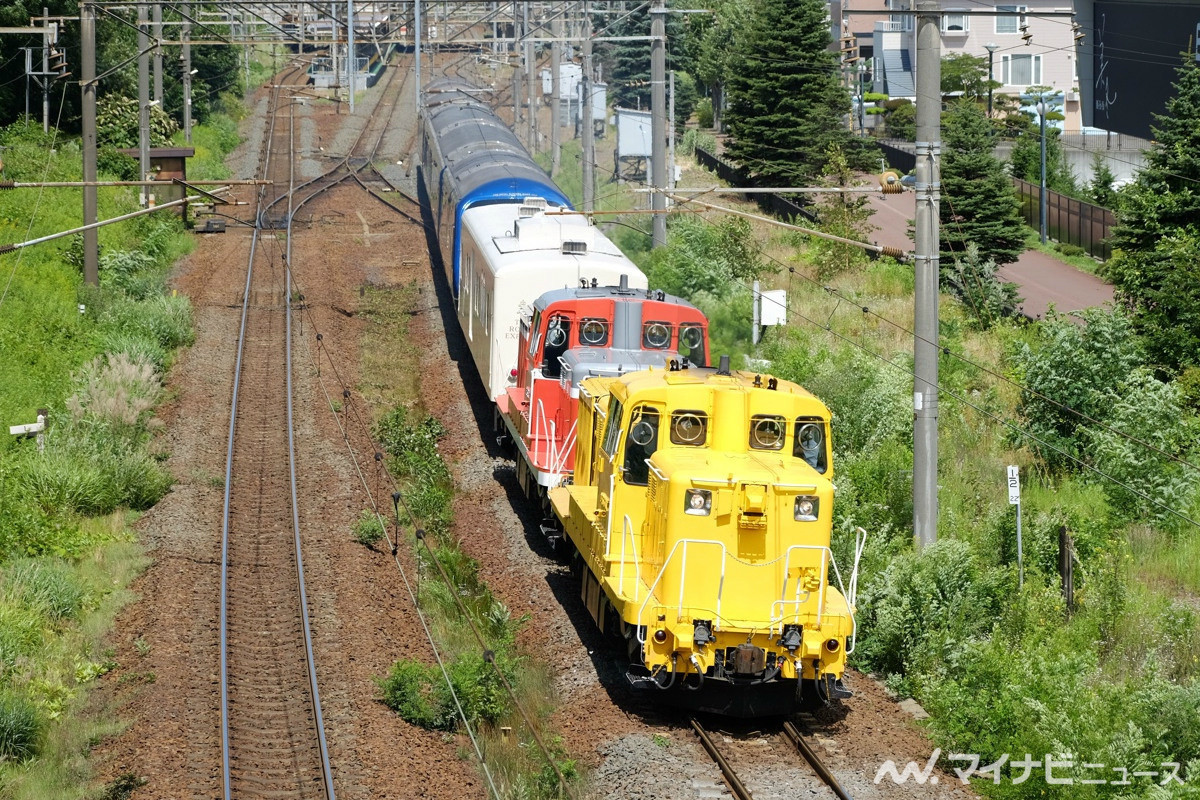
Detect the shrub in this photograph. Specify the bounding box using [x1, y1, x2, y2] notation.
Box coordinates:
[376, 651, 515, 732]
[376, 659, 453, 730]
[1007, 308, 1143, 473]
[646, 215, 764, 300]
[855, 539, 1008, 677]
[679, 128, 716, 157]
[352, 510, 385, 546]
[0, 692, 41, 762]
[942, 242, 1020, 329]
[696, 97, 714, 128]
[1055, 242, 1086, 258]
[1085, 370, 1198, 529]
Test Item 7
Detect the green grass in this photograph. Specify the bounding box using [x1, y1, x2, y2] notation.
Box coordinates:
[0, 109, 238, 795]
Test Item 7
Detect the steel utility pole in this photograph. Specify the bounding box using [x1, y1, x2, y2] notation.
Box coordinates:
[581, 7, 594, 213]
[650, 0, 666, 249]
[137, 4, 152, 206]
[182, 19, 192, 143]
[913, 0, 941, 548]
[550, 12, 561, 174]
[524, 2, 536, 150]
[414, 0, 421, 114]
[81, 3, 99, 286]
[152, 3, 163, 102]
[41, 8, 51, 131]
[347, 0, 354, 112]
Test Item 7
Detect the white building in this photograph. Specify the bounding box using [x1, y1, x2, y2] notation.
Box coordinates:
[840, 0, 1084, 130]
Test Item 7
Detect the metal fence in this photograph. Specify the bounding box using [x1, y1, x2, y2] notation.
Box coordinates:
[693, 146, 818, 222]
[1013, 178, 1115, 262]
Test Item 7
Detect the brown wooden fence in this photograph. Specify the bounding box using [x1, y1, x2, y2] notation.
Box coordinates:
[693, 146, 818, 222]
[1012, 178, 1115, 261]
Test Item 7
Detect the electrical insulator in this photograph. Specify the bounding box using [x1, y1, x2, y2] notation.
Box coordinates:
[49, 47, 68, 74]
[879, 170, 902, 194]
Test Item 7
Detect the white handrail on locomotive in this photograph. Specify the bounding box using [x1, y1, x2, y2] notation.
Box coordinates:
[616, 514, 644, 604]
[636, 538, 729, 645]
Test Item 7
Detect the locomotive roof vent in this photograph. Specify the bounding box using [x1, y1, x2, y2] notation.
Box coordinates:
[517, 197, 549, 219]
[717, 355, 731, 376]
[561, 240, 589, 255]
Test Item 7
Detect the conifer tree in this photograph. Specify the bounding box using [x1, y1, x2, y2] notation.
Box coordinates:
[723, 0, 875, 182]
[940, 100, 1025, 268]
[1106, 59, 1200, 373]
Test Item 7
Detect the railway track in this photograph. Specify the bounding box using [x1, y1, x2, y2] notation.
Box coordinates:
[691, 718, 855, 800]
[219, 62, 336, 800]
[217, 47, 424, 797]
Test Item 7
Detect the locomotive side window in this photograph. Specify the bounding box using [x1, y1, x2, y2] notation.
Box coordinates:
[643, 321, 672, 350]
[670, 410, 708, 446]
[543, 315, 571, 378]
[527, 310, 541, 355]
[623, 406, 660, 486]
[794, 417, 828, 473]
[679, 324, 707, 366]
[749, 414, 786, 451]
[602, 398, 624, 457]
[579, 318, 609, 346]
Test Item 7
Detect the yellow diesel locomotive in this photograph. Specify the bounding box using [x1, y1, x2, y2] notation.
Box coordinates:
[549, 356, 854, 716]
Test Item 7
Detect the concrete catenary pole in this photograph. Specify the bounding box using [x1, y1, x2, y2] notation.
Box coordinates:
[414, 0, 422, 115]
[152, 3, 163, 102]
[182, 19, 192, 144]
[138, 4, 151, 206]
[650, 0, 666, 249]
[550, 12, 561, 174]
[523, 2, 535, 149]
[913, 0, 942, 547]
[347, 0, 355, 112]
[42, 8, 51, 132]
[81, 2, 99, 286]
[581, 6, 594, 213]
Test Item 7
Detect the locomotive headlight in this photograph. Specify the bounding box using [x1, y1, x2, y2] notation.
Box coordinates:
[794, 495, 819, 521]
[685, 489, 712, 516]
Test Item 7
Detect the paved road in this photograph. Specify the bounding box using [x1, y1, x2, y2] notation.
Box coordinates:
[864, 191, 1114, 319]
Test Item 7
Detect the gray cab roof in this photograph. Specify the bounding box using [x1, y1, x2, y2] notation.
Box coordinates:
[560, 347, 679, 395]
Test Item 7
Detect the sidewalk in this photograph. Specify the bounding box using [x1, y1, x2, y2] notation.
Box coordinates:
[864, 191, 1114, 319]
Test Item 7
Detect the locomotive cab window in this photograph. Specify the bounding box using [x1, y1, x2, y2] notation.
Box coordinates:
[749, 414, 786, 451]
[679, 324, 707, 366]
[543, 315, 571, 378]
[602, 398, 624, 458]
[643, 321, 672, 350]
[527, 310, 541, 356]
[579, 317, 609, 346]
[670, 410, 708, 446]
[793, 418, 828, 473]
[623, 406, 660, 486]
